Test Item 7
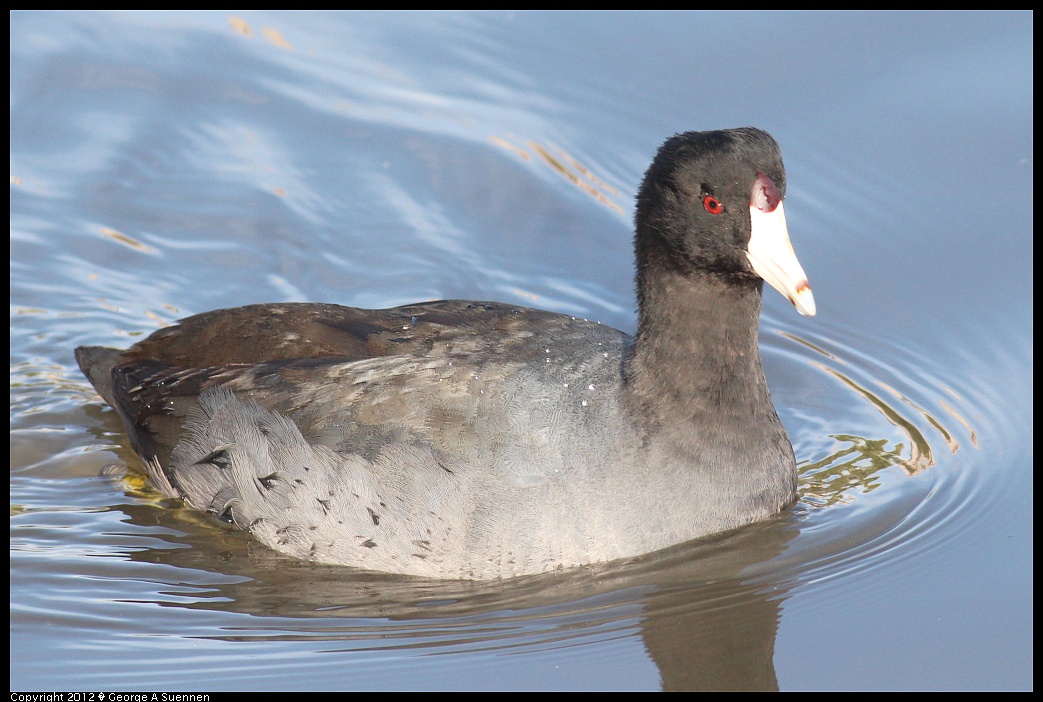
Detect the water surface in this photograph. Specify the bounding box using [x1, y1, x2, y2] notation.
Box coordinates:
[10, 10, 1032, 691]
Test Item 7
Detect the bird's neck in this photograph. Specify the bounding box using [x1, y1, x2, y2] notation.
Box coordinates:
[624, 235, 772, 428]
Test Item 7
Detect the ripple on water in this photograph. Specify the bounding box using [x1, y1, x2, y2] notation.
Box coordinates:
[758, 317, 1002, 592]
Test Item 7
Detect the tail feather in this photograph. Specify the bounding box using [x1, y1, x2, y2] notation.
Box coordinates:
[74, 345, 122, 406]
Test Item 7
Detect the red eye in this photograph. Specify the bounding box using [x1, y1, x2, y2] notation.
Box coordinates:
[702, 195, 724, 215]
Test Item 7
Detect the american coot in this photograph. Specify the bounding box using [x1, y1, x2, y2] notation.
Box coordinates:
[76, 128, 815, 580]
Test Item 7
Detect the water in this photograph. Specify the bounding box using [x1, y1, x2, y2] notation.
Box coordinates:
[10, 10, 1032, 691]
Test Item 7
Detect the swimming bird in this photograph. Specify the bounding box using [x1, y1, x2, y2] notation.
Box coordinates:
[76, 127, 815, 579]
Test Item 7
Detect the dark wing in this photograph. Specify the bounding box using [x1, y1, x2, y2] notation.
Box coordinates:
[76, 300, 621, 468]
